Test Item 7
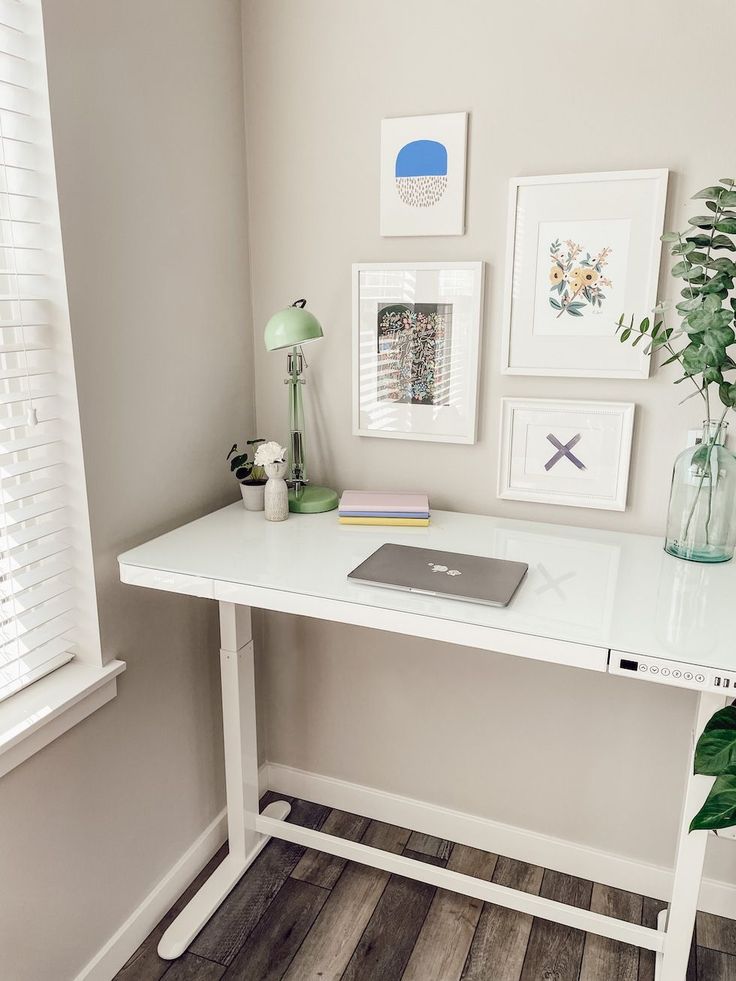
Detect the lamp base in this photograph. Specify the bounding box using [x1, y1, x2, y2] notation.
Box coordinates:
[288, 485, 339, 514]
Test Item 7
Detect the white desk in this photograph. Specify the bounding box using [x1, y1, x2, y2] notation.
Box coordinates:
[118, 505, 736, 981]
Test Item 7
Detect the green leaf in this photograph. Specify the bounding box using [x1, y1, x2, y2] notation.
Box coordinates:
[713, 234, 736, 251]
[721, 191, 736, 207]
[672, 261, 702, 278]
[632, 333, 644, 346]
[708, 257, 736, 276]
[676, 298, 703, 313]
[620, 328, 631, 342]
[567, 307, 583, 317]
[703, 329, 735, 362]
[686, 234, 711, 247]
[720, 178, 736, 187]
[549, 297, 561, 311]
[661, 231, 680, 242]
[689, 215, 715, 228]
[720, 383, 736, 408]
[695, 707, 736, 775]
[690, 770, 736, 832]
[672, 241, 697, 255]
[692, 186, 726, 200]
[704, 294, 723, 312]
[640, 317, 650, 333]
[685, 307, 732, 333]
[701, 275, 732, 294]
[715, 219, 736, 234]
[661, 351, 681, 366]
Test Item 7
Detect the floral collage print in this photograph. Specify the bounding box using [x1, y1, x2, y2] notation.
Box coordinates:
[376, 303, 452, 405]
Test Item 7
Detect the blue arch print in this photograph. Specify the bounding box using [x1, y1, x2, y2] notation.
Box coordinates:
[395, 140, 448, 178]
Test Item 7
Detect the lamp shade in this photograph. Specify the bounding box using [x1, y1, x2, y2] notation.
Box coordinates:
[264, 302, 324, 352]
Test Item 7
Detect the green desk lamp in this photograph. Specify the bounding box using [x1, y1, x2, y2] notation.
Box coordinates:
[263, 299, 339, 513]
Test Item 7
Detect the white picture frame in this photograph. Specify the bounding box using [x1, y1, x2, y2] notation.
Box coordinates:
[498, 398, 635, 511]
[501, 169, 668, 378]
[352, 261, 484, 444]
[380, 112, 468, 237]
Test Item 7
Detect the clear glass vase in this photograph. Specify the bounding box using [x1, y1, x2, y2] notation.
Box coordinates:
[665, 420, 736, 563]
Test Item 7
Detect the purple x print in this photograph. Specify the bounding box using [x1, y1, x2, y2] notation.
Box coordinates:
[544, 432, 586, 471]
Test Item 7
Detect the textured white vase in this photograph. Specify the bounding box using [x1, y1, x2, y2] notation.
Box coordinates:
[264, 460, 289, 521]
[240, 481, 265, 511]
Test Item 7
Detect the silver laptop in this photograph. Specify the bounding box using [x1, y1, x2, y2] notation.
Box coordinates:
[348, 543, 528, 608]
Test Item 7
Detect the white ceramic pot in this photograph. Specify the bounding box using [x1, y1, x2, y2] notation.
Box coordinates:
[264, 460, 289, 521]
[240, 481, 266, 511]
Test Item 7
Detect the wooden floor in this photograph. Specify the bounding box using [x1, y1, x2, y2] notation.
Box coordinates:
[116, 793, 736, 981]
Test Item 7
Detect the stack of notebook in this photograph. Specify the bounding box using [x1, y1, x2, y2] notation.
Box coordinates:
[338, 490, 430, 527]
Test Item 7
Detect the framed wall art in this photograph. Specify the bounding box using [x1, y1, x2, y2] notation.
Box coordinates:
[501, 169, 668, 378]
[498, 398, 635, 511]
[380, 112, 468, 237]
[352, 261, 484, 444]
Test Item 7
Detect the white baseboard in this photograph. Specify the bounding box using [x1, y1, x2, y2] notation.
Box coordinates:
[264, 761, 736, 920]
[74, 807, 228, 981]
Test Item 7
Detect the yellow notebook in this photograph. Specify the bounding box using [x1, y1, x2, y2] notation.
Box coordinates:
[338, 517, 430, 527]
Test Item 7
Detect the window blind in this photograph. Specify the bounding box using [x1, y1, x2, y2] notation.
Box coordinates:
[0, 0, 101, 702]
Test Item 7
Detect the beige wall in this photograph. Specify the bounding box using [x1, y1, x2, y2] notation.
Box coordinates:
[242, 0, 736, 883]
[1, 2, 251, 979]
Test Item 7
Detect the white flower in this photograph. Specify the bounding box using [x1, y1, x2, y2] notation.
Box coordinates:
[254, 441, 286, 466]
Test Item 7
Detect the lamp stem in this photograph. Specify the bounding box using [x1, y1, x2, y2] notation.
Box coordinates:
[287, 346, 307, 498]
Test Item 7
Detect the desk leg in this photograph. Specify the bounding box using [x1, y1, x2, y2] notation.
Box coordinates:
[157, 602, 291, 959]
[656, 691, 724, 981]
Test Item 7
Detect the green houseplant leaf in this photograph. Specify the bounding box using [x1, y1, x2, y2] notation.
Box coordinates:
[690, 770, 736, 832]
[694, 707, 736, 775]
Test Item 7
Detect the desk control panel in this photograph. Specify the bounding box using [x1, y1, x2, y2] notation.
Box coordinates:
[609, 649, 736, 694]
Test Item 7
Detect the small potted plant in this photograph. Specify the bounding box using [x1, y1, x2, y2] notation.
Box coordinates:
[227, 438, 267, 511]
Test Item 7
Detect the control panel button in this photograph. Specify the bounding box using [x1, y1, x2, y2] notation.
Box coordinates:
[673, 670, 682, 679]
[639, 664, 648, 672]
[696, 674, 705, 683]
[662, 667, 670, 677]
[650, 665, 659, 674]
[684, 672, 693, 681]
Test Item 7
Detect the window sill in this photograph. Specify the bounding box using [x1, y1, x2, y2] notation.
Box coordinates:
[0, 658, 126, 779]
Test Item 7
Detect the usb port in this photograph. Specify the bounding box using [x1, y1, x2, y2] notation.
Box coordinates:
[715, 677, 722, 686]
[725, 679, 731, 688]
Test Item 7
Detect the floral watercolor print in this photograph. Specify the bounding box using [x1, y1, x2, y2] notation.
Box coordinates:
[548, 239, 612, 317]
[531, 219, 631, 338]
[376, 303, 452, 405]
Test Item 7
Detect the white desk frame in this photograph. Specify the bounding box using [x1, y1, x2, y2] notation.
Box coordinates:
[119, 512, 728, 981]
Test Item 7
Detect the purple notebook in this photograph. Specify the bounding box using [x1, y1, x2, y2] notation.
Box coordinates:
[339, 510, 430, 519]
[339, 490, 430, 514]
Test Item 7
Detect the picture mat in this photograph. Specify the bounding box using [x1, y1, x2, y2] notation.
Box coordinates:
[504, 171, 667, 377]
[380, 113, 467, 237]
[499, 399, 634, 510]
[353, 263, 483, 443]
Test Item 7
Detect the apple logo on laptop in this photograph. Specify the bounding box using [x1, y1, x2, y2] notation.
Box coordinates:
[428, 563, 462, 576]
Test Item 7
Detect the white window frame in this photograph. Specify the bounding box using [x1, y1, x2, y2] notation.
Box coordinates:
[0, 0, 123, 777]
